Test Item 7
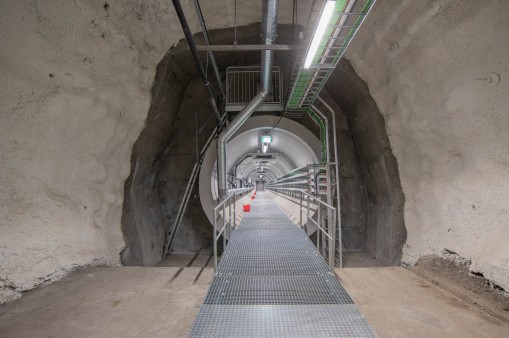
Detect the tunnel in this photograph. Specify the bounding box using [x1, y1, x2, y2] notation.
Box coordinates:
[119, 22, 406, 269]
[1, 0, 508, 336]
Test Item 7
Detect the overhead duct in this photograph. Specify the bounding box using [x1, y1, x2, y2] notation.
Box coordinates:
[217, 0, 279, 198]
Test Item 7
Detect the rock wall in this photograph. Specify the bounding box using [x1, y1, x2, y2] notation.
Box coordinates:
[0, 0, 300, 303]
[120, 41, 191, 266]
[317, 91, 369, 253]
[346, 0, 509, 289]
[325, 60, 407, 266]
[122, 23, 297, 265]
[2, 0, 507, 304]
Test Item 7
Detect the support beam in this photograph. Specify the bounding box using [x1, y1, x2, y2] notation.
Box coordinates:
[172, 0, 222, 122]
[194, 44, 301, 52]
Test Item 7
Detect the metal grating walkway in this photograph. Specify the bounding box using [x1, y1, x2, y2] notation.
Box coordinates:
[189, 192, 376, 337]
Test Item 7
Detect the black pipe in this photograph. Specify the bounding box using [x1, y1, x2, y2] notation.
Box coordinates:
[171, 0, 222, 122]
[193, 0, 225, 97]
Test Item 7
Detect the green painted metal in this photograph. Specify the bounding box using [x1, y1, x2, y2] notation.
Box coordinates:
[283, 0, 376, 162]
[307, 108, 327, 163]
[286, 0, 375, 111]
[306, 108, 327, 163]
[286, 0, 349, 109]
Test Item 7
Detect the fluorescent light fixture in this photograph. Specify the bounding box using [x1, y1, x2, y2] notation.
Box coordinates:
[261, 135, 272, 144]
[303, 0, 336, 69]
[261, 135, 272, 153]
[259, 175, 263, 178]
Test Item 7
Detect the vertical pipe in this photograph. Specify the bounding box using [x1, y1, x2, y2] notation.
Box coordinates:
[217, 0, 279, 198]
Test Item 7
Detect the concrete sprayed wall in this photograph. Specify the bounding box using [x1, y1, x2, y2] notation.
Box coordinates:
[346, 0, 509, 289]
[325, 60, 407, 266]
[0, 0, 301, 303]
[122, 23, 297, 265]
[1, 0, 507, 304]
[120, 41, 193, 266]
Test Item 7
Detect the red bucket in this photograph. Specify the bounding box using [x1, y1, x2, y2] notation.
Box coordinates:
[251, 195, 255, 199]
[254, 191, 257, 195]
[243, 204, 251, 212]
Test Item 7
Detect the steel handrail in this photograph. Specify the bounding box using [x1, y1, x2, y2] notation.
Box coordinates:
[267, 172, 309, 185]
[269, 187, 335, 209]
[307, 217, 334, 241]
[212, 187, 254, 274]
[269, 165, 308, 182]
[267, 187, 336, 271]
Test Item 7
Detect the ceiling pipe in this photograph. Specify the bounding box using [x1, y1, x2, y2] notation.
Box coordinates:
[171, 0, 222, 122]
[191, 0, 225, 98]
[217, 0, 279, 198]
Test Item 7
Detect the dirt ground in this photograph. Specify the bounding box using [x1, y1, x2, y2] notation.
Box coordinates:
[337, 266, 509, 337]
[0, 265, 213, 338]
[1, 253, 507, 337]
[410, 254, 509, 325]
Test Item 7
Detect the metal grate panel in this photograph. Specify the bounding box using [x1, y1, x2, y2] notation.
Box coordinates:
[189, 192, 377, 337]
[205, 275, 352, 305]
[217, 254, 330, 276]
[189, 304, 377, 337]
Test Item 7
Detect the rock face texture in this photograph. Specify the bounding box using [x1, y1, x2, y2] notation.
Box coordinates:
[345, 0, 509, 290]
[0, 0, 300, 303]
[1, 0, 507, 304]
[121, 23, 297, 267]
[325, 61, 407, 266]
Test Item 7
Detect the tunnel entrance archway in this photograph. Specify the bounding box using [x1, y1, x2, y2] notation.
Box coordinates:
[120, 26, 406, 269]
[199, 115, 322, 225]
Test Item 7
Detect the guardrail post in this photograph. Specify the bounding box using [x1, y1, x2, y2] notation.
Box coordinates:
[229, 197, 232, 239]
[317, 204, 321, 253]
[213, 208, 218, 274]
[222, 202, 226, 250]
[233, 196, 236, 228]
[329, 210, 336, 271]
[299, 191, 303, 228]
[306, 193, 310, 233]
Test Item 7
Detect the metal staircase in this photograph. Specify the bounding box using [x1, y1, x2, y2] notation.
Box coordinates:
[189, 192, 376, 337]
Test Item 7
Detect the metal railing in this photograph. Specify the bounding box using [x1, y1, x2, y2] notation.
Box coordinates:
[225, 66, 283, 112]
[162, 111, 227, 258]
[268, 187, 337, 271]
[212, 187, 253, 274]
